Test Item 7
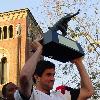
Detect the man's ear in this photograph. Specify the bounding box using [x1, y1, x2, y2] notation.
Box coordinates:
[34, 75, 38, 80]
[34, 75, 40, 82]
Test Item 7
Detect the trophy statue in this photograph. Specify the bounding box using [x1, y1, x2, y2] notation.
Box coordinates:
[48, 9, 80, 37]
[41, 9, 84, 63]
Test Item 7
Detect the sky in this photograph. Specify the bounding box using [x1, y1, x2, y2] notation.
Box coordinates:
[0, 0, 42, 17]
[0, 0, 45, 30]
[0, 0, 40, 12]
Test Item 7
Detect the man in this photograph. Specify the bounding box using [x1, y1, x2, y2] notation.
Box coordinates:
[2, 82, 18, 100]
[14, 40, 94, 100]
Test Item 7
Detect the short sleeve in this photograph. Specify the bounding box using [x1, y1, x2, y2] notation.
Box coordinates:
[18, 90, 31, 100]
[14, 90, 23, 100]
[65, 86, 80, 100]
[14, 90, 31, 100]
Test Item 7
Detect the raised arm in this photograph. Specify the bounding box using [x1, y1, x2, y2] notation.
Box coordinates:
[73, 57, 94, 100]
[19, 40, 43, 97]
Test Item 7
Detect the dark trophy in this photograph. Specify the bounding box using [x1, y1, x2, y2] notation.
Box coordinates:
[41, 9, 84, 63]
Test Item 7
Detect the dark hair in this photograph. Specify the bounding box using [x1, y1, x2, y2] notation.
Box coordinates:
[33, 60, 55, 83]
[2, 82, 17, 98]
[2, 82, 12, 97]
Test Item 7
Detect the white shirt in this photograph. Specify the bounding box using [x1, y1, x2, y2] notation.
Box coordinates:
[14, 88, 71, 100]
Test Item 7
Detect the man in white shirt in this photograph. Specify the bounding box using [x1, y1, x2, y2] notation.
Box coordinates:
[14, 40, 94, 100]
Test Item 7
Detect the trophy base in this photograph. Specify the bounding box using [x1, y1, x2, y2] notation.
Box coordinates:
[42, 42, 84, 62]
[42, 30, 84, 63]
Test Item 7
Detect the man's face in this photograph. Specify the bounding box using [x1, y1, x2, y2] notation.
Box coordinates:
[38, 68, 55, 91]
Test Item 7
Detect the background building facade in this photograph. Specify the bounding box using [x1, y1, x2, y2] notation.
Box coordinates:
[0, 8, 43, 94]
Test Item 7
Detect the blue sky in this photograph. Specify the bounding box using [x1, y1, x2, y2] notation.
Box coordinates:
[0, 0, 40, 12]
[0, 0, 42, 19]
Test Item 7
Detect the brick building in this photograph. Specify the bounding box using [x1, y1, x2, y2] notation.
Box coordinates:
[0, 8, 43, 93]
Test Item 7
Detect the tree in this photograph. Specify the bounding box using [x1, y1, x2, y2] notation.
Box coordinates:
[33, 0, 100, 99]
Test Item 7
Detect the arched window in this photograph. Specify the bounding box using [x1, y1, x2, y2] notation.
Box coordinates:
[9, 25, 13, 38]
[0, 27, 2, 40]
[3, 26, 7, 39]
[0, 57, 7, 84]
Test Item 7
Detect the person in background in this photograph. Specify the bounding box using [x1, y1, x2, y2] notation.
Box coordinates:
[2, 82, 18, 100]
[14, 39, 94, 100]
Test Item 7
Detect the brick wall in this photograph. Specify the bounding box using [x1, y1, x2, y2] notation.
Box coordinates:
[0, 8, 43, 93]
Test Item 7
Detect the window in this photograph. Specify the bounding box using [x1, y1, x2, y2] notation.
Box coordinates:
[0, 57, 7, 84]
[3, 26, 7, 39]
[9, 25, 13, 38]
[0, 25, 14, 39]
[0, 27, 2, 39]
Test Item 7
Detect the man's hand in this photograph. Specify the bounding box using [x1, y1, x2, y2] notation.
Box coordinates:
[31, 39, 43, 54]
[72, 57, 83, 65]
